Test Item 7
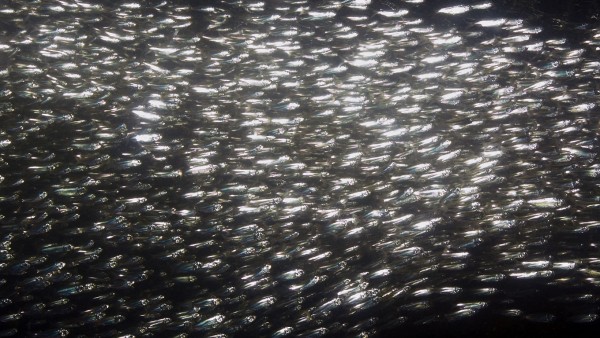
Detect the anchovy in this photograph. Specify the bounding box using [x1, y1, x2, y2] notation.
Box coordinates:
[1, 0, 600, 336]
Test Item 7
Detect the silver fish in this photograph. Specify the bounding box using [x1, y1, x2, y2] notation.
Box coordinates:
[0, 0, 599, 337]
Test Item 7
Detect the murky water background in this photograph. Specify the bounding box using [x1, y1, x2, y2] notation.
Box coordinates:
[0, 0, 599, 336]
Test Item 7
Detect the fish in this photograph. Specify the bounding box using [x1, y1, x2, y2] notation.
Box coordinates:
[0, 0, 599, 337]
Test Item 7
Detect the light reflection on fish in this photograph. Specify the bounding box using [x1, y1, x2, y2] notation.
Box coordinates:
[0, 0, 599, 337]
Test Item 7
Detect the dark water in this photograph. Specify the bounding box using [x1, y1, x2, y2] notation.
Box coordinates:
[0, 0, 600, 337]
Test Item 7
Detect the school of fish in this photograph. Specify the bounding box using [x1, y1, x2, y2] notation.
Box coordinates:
[0, 0, 600, 336]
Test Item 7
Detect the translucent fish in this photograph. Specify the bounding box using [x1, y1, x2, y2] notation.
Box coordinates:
[525, 313, 556, 323]
[567, 314, 598, 323]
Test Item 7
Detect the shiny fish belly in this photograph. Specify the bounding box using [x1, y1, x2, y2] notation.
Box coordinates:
[0, 0, 600, 337]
